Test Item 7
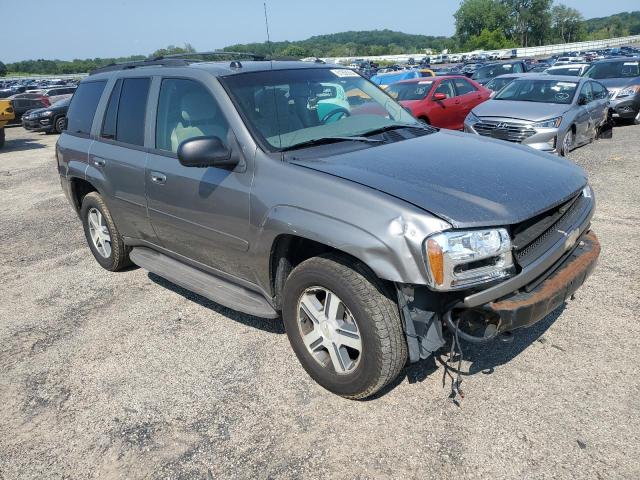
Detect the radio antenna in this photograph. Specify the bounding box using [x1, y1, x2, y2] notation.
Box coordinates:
[264, 2, 273, 58]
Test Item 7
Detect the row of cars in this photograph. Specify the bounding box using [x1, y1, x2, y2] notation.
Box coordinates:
[377, 54, 639, 156]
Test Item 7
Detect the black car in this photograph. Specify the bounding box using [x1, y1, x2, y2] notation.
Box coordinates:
[22, 97, 70, 134]
[470, 61, 528, 85]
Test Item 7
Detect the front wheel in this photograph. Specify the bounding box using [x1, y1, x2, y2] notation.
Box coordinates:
[282, 255, 407, 399]
[55, 116, 66, 134]
[560, 129, 573, 156]
[0, 128, 4, 149]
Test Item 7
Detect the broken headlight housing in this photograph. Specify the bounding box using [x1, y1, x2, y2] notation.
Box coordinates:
[424, 229, 515, 290]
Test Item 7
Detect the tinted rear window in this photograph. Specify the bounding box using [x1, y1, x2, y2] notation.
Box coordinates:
[66, 81, 106, 135]
[115, 78, 150, 146]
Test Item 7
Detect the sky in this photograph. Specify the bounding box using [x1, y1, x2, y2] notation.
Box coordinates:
[1, 0, 639, 63]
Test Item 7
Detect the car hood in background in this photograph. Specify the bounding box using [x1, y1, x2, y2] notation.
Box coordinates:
[472, 100, 571, 122]
[597, 77, 640, 92]
[289, 129, 587, 228]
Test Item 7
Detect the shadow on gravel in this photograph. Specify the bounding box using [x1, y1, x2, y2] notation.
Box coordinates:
[368, 305, 565, 399]
[148, 272, 285, 334]
[0, 136, 49, 153]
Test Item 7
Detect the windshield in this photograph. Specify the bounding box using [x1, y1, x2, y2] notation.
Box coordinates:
[547, 66, 583, 76]
[386, 81, 434, 101]
[583, 60, 640, 79]
[494, 79, 578, 104]
[472, 63, 515, 80]
[222, 68, 419, 150]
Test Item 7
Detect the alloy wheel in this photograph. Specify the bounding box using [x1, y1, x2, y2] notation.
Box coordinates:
[87, 207, 112, 258]
[296, 286, 362, 375]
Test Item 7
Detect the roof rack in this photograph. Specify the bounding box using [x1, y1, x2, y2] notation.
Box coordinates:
[89, 51, 265, 75]
[161, 50, 266, 61]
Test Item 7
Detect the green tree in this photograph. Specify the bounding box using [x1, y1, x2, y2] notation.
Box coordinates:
[551, 4, 585, 43]
[501, 0, 553, 46]
[465, 28, 516, 50]
[151, 43, 196, 58]
[0, 61, 7, 76]
[454, 0, 511, 45]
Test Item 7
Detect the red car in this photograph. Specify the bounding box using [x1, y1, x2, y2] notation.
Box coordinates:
[386, 76, 491, 130]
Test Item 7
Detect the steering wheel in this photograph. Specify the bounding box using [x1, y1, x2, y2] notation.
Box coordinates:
[321, 107, 351, 124]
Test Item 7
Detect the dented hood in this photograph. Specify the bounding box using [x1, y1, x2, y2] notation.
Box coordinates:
[289, 129, 587, 228]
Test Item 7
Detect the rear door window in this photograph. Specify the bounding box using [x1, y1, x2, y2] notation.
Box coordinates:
[115, 78, 150, 146]
[66, 80, 107, 135]
[101, 79, 122, 139]
[452, 78, 477, 95]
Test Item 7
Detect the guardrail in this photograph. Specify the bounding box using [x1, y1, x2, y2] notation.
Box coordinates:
[319, 34, 640, 64]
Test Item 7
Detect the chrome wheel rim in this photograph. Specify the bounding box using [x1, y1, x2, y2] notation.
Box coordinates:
[87, 207, 112, 258]
[56, 117, 65, 132]
[297, 287, 362, 375]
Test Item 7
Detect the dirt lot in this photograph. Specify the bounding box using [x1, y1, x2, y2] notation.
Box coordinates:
[1, 124, 639, 480]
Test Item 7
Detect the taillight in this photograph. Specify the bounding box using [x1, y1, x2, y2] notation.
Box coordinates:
[40, 96, 50, 107]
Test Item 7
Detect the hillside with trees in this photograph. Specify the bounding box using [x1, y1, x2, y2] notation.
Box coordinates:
[2, 8, 639, 75]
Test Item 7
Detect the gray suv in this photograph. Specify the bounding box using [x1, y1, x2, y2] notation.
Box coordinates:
[57, 57, 600, 399]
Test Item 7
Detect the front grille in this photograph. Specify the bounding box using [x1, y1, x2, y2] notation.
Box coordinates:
[474, 119, 537, 143]
[513, 193, 590, 268]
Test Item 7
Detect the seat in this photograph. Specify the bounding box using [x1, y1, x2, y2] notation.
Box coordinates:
[170, 91, 228, 152]
[254, 88, 304, 139]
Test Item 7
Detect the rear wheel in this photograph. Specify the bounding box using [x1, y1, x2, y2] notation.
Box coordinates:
[80, 192, 131, 271]
[282, 254, 407, 399]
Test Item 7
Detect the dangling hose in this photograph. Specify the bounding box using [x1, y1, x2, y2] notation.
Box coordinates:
[443, 309, 500, 344]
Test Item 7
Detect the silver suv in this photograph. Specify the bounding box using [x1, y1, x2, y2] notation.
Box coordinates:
[57, 56, 600, 399]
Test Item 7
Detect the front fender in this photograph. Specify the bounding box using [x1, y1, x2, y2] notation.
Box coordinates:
[253, 205, 446, 292]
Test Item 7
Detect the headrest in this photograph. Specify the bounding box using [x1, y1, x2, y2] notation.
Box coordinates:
[181, 92, 217, 124]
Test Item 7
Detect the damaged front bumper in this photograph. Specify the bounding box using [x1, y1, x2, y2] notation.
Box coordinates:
[399, 230, 600, 361]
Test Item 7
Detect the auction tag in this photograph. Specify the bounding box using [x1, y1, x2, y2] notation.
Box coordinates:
[624, 62, 638, 66]
[331, 69, 360, 77]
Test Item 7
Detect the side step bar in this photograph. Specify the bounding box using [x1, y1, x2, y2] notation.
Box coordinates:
[130, 247, 279, 319]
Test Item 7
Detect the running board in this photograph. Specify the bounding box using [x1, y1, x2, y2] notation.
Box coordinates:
[130, 247, 279, 319]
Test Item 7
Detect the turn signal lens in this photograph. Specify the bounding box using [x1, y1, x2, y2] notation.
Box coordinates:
[427, 238, 444, 286]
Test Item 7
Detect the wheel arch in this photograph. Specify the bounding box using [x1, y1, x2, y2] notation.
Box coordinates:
[68, 176, 99, 213]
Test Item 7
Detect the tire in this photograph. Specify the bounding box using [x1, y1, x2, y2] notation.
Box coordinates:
[282, 254, 407, 399]
[560, 129, 573, 156]
[418, 117, 431, 125]
[0, 128, 4, 149]
[54, 116, 66, 134]
[633, 109, 640, 126]
[80, 192, 131, 271]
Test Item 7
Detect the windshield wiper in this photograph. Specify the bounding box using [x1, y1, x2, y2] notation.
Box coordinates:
[360, 123, 432, 137]
[280, 136, 383, 152]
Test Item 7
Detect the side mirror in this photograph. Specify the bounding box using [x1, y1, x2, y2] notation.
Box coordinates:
[177, 136, 237, 169]
[578, 95, 588, 106]
[433, 92, 447, 101]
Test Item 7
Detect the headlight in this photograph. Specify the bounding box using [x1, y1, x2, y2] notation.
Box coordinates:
[466, 111, 480, 123]
[40, 110, 53, 117]
[424, 228, 514, 290]
[615, 86, 640, 98]
[532, 116, 562, 129]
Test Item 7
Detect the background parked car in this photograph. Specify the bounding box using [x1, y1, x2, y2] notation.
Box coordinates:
[0, 99, 15, 148]
[470, 61, 528, 85]
[583, 57, 640, 124]
[484, 73, 525, 95]
[386, 75, 490, 129]
[41, 86, 76, 104]
[370, 69, 434, 89]
[8, 93, 53, 123]
[464, 75, 610, 156]
[21, 97, 70, 134]
[545, 64, 590, 76]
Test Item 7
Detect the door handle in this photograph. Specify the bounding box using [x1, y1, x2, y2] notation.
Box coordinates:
[150, 172, 167, 184]
[93, 157, 106, 167]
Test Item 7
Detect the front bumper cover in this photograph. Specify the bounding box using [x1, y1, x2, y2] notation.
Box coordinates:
[485, 230, 600, 332]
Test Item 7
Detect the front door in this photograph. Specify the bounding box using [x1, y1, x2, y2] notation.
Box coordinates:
[430, 79, 460, 129]
[145, 77, 253, 279]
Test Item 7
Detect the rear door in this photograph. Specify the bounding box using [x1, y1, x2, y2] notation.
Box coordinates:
[575, 82, 593, 143]
[145, 77, 253, 278]
[88, 77, 156, 241]
[451, 77, 483, 128]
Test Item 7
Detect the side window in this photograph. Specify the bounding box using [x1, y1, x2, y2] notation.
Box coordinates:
[591, 81, 607, 100]
[156, 78, 229, 153]
[453, 78, 477, 96]
[115, 78, 150, 146]
[434, 79, 455, 99]
[512, 63, 524, 73]
[579, 82, 593, 103]
[101, 79, 122, 139]
[66, 80, 107, 135]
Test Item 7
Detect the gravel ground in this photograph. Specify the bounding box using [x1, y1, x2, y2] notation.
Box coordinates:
[1, 124, 639, 480]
